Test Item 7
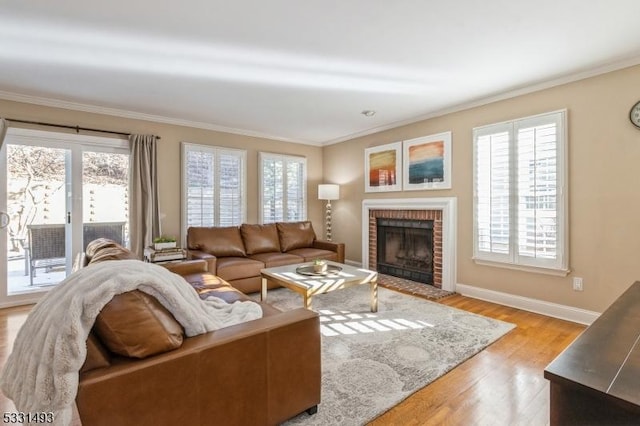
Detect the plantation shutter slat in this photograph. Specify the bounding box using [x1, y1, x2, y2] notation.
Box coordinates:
[184, 144, 245, 228]
[475, 129, 510, 257]
[219, 152, 244, 226]
[516, 120, 559, 262]
[186, 149, 215, 227]
[260, 153, 306, 224]
[261, 157, 283, 223]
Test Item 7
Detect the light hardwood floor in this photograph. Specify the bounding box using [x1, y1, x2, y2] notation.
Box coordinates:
[0, 294, 585, 426]
[370, 294, 585, 426]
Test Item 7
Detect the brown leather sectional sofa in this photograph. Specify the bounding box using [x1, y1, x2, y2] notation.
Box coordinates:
[76, 239, 321, 426]
[187, 221, 345, 293]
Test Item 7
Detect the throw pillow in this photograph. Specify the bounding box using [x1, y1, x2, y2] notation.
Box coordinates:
[240, 223, 281, 254]
[188, 226, 246, 257]
[93, 290, 184, 359]
[276, 221, 316, 252]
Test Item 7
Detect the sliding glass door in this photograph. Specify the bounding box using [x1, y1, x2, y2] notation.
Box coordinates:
[0, 128, 129, 306]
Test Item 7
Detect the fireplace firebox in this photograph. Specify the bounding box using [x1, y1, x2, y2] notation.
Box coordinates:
[376, 218, 433, 284]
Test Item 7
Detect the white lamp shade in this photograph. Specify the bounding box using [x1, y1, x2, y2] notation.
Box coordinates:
[318, 184, 340, 200]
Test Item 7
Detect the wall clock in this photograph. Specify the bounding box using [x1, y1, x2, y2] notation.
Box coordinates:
[630, 100, 640, 129]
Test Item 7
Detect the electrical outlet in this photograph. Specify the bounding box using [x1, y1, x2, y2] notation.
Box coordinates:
[572, 277, 583, 291]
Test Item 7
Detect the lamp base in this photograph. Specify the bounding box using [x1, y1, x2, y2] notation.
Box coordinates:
[325, 201, 332, 241]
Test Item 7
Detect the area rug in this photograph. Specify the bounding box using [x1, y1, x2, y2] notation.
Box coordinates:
[377, 273, 455, 300]
[255, 285, 515, 425]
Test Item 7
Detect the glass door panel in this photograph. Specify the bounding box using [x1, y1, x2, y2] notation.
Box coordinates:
[82, 151, 130, 249]
[5, 144, 70, 294]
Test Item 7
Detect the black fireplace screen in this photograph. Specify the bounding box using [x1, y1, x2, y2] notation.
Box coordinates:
[376, 218, 433, 284]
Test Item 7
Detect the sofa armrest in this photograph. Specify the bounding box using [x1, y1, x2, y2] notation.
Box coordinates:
[79, 309, 319, 381]
[187, 250, 217, 273]
[162, 259, 208, 275]
[313, 239, 345, 263]
[77, 309, 320, 426]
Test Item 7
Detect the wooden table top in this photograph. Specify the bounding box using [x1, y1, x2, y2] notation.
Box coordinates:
[544, 281, 640, 407]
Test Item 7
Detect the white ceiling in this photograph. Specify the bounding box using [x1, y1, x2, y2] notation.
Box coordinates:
[1, 1, 640, 145]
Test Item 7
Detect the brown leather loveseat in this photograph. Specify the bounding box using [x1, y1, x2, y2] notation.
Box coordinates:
[76, 239, 321, 426]
[187, 221, 345, 293]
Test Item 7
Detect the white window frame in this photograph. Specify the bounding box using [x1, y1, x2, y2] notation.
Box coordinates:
[259, 152, 307, 224]
[472, 110, 569, 276]
[181, 142, 246, 234]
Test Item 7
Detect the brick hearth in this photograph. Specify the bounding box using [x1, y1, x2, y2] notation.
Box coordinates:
[368, 209, 443, 288]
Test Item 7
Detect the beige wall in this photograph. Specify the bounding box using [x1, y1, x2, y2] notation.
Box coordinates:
[2, 63, 639, 312]
[0, 99, 326, 242]
[324, 64, 640, 312]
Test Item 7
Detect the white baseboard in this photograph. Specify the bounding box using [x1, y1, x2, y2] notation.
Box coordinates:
[456, 283, 600, 325]
[296, 260, 599, 325]
[0, 297, 40, 310]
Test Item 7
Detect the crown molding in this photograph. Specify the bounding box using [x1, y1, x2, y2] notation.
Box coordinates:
[0, 90, 320, 146]
[322, 55, 640, 146]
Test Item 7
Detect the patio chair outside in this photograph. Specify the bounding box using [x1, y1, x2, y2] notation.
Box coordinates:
[26, 221, 127, 285]
[26, 224, 66, 286]
[83, 221, 126, 250]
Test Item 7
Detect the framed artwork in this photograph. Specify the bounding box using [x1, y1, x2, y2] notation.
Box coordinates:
[403, 131, 452, 190]
[364, 142, 402, 192]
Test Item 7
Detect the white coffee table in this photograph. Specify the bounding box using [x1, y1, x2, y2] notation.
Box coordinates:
[260, 261, 378, 312]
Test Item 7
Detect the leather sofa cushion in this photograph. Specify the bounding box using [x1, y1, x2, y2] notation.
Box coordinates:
[81, 332, 111, 373]
[216, 257, 264, 282]
[178, 270, 281, 316]
[162, 259, 208, 276]
[276, 221, 316, 252]
[212, 288, 281, 317]
[226, 277, 263, 295]
[205, 285, 253, 304]
[181, 272, 280, 316]
[188, 226, 246, 257]
[94, 290, 184, 359]
[286, 248, 338, 262]
[240, 223, 281, 255]
[249, 252, 304, 268]
[182, 272, 230, 295]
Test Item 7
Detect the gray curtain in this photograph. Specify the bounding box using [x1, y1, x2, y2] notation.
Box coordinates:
[129, 134, 160, 258]
[0, 119, 7, 151]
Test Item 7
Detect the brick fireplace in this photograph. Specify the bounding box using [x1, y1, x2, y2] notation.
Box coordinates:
[362, 198, 457, 292]
[370, 210, 442, 287]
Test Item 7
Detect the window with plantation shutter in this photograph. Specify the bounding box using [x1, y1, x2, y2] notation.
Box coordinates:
[259, 152, 307, 224]
[473, 110, 568, 274]
[182, 143, 246, 231]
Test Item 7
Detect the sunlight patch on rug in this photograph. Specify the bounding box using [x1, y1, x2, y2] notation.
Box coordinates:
[256, 285, 515, 425]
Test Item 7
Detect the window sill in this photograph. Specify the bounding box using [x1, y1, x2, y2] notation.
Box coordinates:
[472, 258, 571, 277]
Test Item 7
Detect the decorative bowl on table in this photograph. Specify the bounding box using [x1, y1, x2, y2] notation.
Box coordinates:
[296, 263, 342, 277]
[313, 261, 328, 273]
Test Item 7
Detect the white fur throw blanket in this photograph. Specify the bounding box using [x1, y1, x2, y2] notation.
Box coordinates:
[0, 260, 263, 426]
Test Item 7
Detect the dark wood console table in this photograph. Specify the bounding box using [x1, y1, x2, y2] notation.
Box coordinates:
[544, 281, 640, 425]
